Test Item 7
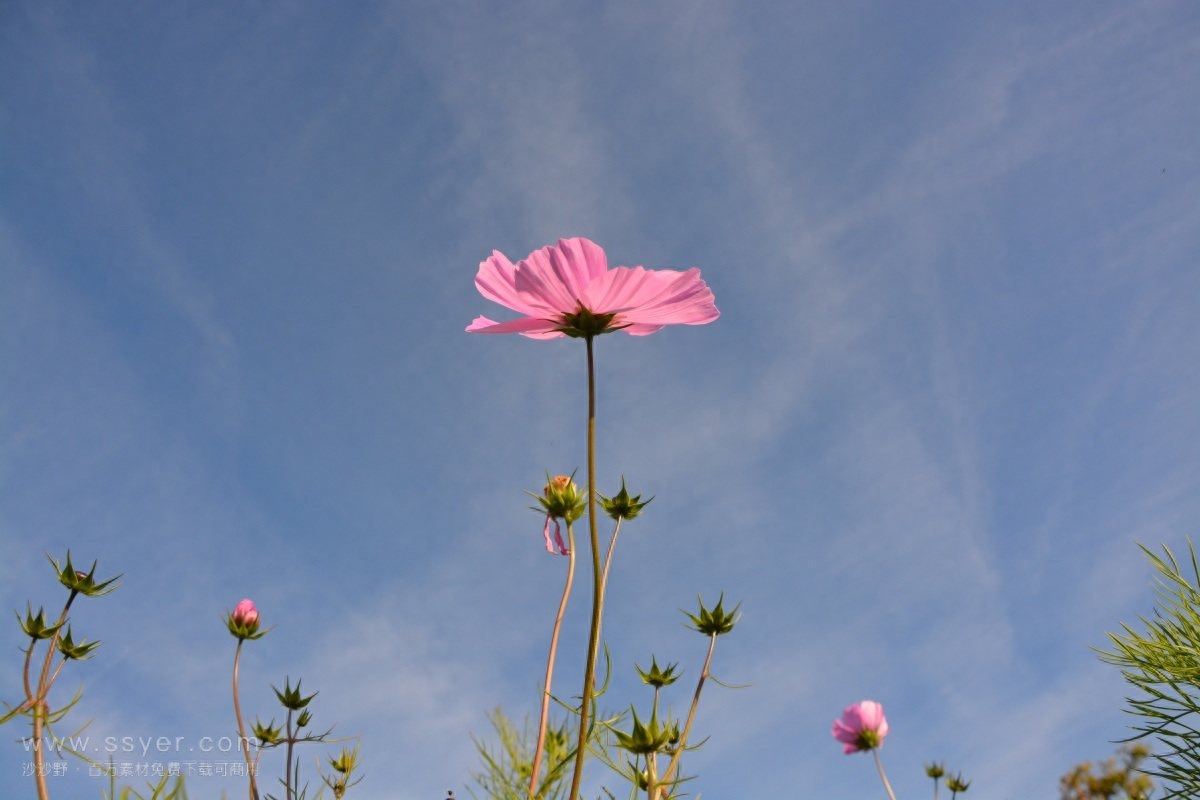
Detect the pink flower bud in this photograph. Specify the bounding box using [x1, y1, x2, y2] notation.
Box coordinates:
[545, 475, 573, 496]
[233, 599, 258, 627]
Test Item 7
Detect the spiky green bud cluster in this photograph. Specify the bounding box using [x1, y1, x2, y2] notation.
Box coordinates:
[252, 718, 283, 746]
[685, 594, 740, 637]
[17, 604, 64, 641]
[600, 478, 652, 521]
[48, 551, 120, 598]
[274, 677, 317, 711]
[56, 626, 100, 660]
[636, 656, 681, 688]
[613, 707, 679, 756]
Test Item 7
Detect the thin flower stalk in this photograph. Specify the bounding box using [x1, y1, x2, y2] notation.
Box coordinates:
[285, 708, 296, 800]
[232, 640, 260, 800]
[30, 595, 76, 800]
[528, 522, 577, 800]
[652, 634, 716, 800]
[874, 750, 898, 800]
[600, 517, 625, 616]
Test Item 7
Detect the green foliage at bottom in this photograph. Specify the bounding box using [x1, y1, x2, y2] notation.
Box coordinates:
[470, 708, 574, 800]
[1101, 542, 1200, 798]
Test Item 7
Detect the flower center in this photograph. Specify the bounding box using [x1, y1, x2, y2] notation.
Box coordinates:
[556, 306, 620, 338]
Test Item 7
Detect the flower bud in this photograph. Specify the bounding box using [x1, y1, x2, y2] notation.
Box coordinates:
[17, 604, 64, 641]
[635, 656, 681, 688]
[600, 478, 652, 521]
[227, 598, 267, 640]
[48, 551, 120, 598]
[684, 593, 741, 637]
[537, 474, 586, 523]
[233, 599, 258, 626]
[56, 626, 100, 660]
[273, 676, 317, 711]
[946, 774, 971, 794]
[252, 718, 283, 746]
[613, 707, 676, 756]
[529, 473, 586, 556]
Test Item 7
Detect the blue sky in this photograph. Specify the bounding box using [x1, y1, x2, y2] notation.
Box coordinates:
[2, 1, 1198, 798]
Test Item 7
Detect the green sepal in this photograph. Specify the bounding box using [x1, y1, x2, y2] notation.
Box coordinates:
[635, 655, 681, 688]
[225, 615, 270, 641]
[252, 717, 284, 746]
[684, 593, 741, 637]
[555, 307, 619, 338]
[48, 551, 121, 598]
[56, 626, 100, 660]
[612, 706, 678, 756]
[273, 676, 317, 711]
[600, 477, 652, 521]
[17, 603, 64, 641]
[946, 773, 972, 793]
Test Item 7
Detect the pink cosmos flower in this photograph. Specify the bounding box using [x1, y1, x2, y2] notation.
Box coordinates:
[832, 700, 889, 754]
[232, 599, 258, 627]
[466, 237, 719, 339]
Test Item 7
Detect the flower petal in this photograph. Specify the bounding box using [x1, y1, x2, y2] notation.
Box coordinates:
[474, 251, 545, 316]
[515, 237, 609, 315]
[542, 516, 570, 555]
[583, 266, 718, 328]
[831, 720, 856, 742]
[857, 700, 884, 730]
[551, 519, 570, 556]
[547, 237, 609, 298]
[465, 315, 565, 338]
[616, 322, 666, 336]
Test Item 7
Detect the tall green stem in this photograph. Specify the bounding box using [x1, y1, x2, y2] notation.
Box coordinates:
[528, 523, 577, 800]
[568, 336, 602, 800]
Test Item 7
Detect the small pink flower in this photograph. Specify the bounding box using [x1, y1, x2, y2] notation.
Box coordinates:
[832, 700, 889, 754]
[466, 237, 718, 339]
[232, 599, 258, 627]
